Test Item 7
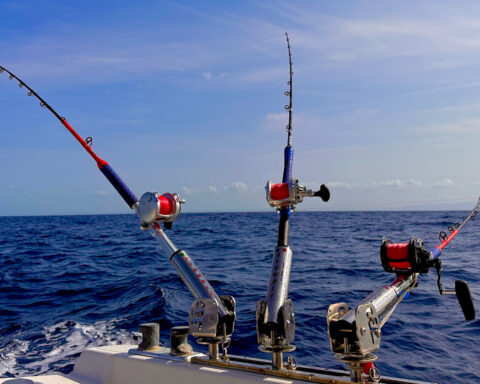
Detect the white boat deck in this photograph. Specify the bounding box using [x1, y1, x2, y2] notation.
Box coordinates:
[0, 345, 435, 384]
[0, 345, 311, 384]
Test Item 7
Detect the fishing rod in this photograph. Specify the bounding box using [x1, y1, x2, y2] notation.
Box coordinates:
[327, 198, 478, 383]
[0, 66, 235, 358]
[0, 67, 138, 209]
[256, 33, 330, 370]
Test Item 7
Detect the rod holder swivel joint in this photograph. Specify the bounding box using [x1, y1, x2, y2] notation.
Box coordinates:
[189, 295, 236, 360]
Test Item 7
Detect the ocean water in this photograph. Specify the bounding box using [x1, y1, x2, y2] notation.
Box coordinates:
[0, 211, 479, 383]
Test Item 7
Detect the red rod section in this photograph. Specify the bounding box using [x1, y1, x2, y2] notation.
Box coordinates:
[61, 119, 107, 169]
[438, 229, 459, 250]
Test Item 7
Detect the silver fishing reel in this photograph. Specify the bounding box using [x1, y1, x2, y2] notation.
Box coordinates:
[136, 191, 185, 229]
[266, 180, 329, 208]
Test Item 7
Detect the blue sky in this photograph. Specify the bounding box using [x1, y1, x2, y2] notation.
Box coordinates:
[2, 1, 480, 215]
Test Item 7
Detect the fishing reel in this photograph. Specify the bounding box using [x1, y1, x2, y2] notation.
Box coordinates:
[381, 237, 475, 321]
[136, 191, 185, 229]
[380, 237, 431, 274]
[266, 180, 330, 209]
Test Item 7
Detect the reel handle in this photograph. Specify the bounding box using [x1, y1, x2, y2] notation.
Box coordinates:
[456, 280, 476, 321]
[314, 184, 330, 202]
[434, 259, 475, 321]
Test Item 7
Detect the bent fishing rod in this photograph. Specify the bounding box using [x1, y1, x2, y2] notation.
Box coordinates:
[327, 198, 478, 383]
[255, 33, 330, 370]
[0, 66, 235, 356]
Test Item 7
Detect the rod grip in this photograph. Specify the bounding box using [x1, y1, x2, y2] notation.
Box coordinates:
[282, 146, 294, 183]
[100, 164, 138, 208]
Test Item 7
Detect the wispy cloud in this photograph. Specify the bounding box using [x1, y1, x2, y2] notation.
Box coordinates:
[202, 71, 226, 80]
[430, 178, 455, 188]
[325, 178, 454, 191]
[372, 179, 423, 188]
[6, 2, 480, 89]
[225, 181, 248, 193]
[268, 3, 480, 61]
[326, 181, 354, 190]
[417, 118, 480, 135]
[181, 186, 197, 195]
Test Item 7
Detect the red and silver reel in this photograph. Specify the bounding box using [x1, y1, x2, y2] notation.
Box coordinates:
[136, 191, 184, 227]
[266, 180, 330, 208]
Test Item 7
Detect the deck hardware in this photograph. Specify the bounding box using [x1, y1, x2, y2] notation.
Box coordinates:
[170, 326, 193, 356]
[138, 323, 160, 351]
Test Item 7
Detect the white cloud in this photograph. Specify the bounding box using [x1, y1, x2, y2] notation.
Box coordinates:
[96, 190, 110, 196]
[202, 72, 226, 80]
[264, 112, 288, 131]
[324, 179, 423, 190]
[225, 182, 248, 193]
[327, 181, 353, 189]
[430, 178, 455, 188]
[266, 112, 285, 121]
[181, 186, 197, 195]
[208, 185, 218, 193]
[372, 179, 423, 188]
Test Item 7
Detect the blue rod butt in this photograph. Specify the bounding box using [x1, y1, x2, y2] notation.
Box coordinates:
[430, 247, 442, 259]
[282, 146, 294, 183]
[100, 164, 138, 208]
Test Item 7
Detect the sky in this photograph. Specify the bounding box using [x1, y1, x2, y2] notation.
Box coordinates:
[2, 1, 480, 215]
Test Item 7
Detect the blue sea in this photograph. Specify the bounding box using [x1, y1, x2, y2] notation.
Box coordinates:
[0, 211, 479, 383]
